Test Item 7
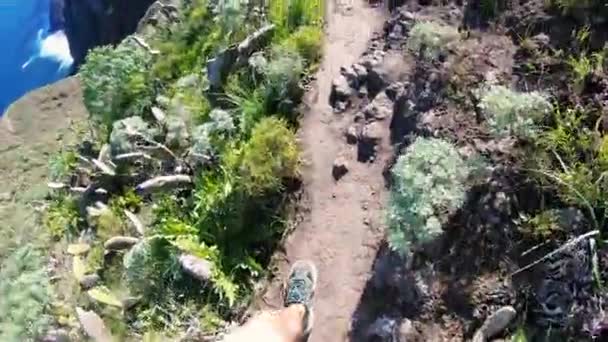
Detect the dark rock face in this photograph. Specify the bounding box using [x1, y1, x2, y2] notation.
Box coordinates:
[63, 0, 157, 66]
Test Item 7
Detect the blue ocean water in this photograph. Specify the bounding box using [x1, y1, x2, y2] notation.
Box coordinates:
[0, 0, 74, 115]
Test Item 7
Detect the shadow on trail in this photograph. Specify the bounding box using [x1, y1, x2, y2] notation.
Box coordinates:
[348, 241, 424, 341]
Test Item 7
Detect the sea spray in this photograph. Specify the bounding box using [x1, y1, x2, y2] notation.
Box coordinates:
[0, 0, 74, 115]
[22, 29, 74, 74]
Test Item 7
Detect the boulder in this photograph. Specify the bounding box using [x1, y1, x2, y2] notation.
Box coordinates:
[104, 236, 140, 251]
[41, 329, 70, 342]
[358, 122, 384, 162]
[353, 63, 368, 82]
[109, 116, 159, 155]
[63, 0, 159, 66]
[341, 65, 359, 87]
[136, 0, 180, 37]
[79, 274, 101, 289]
[362, 122, 384, 142]
[207, 24, 275, 89]
[363, 91, 394, 121]
[473, 306, 517, 342]
[345, 125, 360, 144]
[366, 316, 398, 341]
[179, 254, 213, 282]
[332, 157, 349, 181]
[76, 307, 113, 342]
[399, 319, 421, 341]
[330, 74, 353, 105]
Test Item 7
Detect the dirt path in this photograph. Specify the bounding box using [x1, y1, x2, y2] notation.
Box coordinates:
[261, 1, 388, 341]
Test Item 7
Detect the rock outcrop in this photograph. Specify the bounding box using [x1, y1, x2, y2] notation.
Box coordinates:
[63, 0, 159, 66]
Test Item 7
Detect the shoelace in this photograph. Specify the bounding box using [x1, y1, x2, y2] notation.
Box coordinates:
[285, 277, 309, 306]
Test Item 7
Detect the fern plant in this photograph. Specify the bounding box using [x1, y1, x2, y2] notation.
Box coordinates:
[388, 137, 475, 254]
[0, 246, 50, 341]
[528, 106, 608, 229]
[567, 51, 604, 92]
[407, 21, 460, 61]
[477, 85, 552, 138]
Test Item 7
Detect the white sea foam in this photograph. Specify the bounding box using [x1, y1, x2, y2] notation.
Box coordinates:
[22, 28, 73, 74]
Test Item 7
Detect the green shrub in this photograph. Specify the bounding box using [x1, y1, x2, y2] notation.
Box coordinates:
[48, 149, 77, 181]
[567, 52, 604, 92]
[519, 210, 564, 240]
[226, 84, 266, 137]
[530, 106, 608, 228]
[270, 0, 323, 34]
[0, 246, 50, 341]
[407, 21, 460, 61]
[80, 41, 152, 130]
[387, 137, 474, 254]
[283, 25, 323, 64]
[124, 239, 168, 298]
[44, 196, 80, 240]
[537, 106, 594, 166]
[151, 0, 249, 82]
[230, 117, 299, 195]
[477, 85, 552, 138]
[263, 47, 304, 118]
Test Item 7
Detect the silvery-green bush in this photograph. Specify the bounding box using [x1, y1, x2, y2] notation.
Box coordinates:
[0, 246, 50, 341]
[407, 21, 460, 61]
[388, 137, 473, 254]
[477, 85, 552, 138]
[80, 40, 152, 130]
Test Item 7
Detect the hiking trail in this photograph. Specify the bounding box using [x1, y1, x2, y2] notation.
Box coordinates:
[260, 1, 389, 341]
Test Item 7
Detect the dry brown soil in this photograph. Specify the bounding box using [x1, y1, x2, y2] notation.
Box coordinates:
[0, 77, 88, 250]
[259, 1, 391, 341]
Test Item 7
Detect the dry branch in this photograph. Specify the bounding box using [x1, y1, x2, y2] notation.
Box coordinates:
[124, 209, 146, 236]
[511, 230, 600, 277]
[130, 35, 160, 55]
[135, 175, 192, 194]
[112, 152, 154, 162]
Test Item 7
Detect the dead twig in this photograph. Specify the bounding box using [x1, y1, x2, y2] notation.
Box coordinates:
[520, 240, 552, 257]
[511, 230, 600, 277]
[124, 209, 146, 236]
[151, 107, 166, 123]
[78, 155, 116, 176]
[130, 35, 160, 55]
[135, 175, 192, 194]
[112, 152, 154, 162]
[124, 123, 177, 161]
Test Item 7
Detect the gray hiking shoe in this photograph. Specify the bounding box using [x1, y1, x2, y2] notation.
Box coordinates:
[284, 260, 317, 308]
[284, 260, 317, 338]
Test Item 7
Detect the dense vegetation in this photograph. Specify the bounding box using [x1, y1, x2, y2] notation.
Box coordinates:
[0, 0, 323, 340]
[386, 1, 608, 340]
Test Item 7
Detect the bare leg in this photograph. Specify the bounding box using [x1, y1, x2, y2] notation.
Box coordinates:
[221, 261, 317, 342]
[221, 304, 308, 342]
